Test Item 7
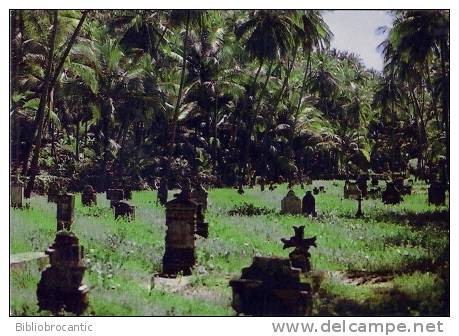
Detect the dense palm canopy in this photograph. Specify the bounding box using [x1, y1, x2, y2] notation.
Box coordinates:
[10, 10, 449, 194]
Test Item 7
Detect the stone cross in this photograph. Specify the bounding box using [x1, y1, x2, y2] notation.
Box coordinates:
[191, 183, 208, 212]
[162, 179, 197, 276]
[11, 175, 24, 208]
[281, 226, 317, 273]
[302, 191, 316, 217]
[81, 185, 97, 206]
[37, 230, 89, 315]
[312, 187, 319, 195]
[106, 188, 124, 209]
[281, 190, 302, 215]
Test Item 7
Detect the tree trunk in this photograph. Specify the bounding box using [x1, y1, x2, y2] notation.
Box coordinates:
[168, 12, 191, 171]
[272, 43, 298, 112]
[23, 10, 58, 198]
[75, 121, 80, 159]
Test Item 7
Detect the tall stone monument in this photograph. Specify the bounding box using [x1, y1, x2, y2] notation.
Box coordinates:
[162, 179, 197, 276]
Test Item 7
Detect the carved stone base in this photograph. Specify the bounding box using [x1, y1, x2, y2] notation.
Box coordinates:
[162, 247, 195, 276]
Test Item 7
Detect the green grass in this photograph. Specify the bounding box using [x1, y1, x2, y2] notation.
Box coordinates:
[10, 180, 449, 316]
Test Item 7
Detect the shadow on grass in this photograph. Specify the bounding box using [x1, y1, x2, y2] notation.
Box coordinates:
[314, 285, 449, 317]
[373, 209, 449, 230]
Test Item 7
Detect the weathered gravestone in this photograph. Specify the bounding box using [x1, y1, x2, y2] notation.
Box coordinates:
[11, 175, 24, 208]
[106, 188, 124, 209]
[81, 185, 97, 206]
[162, 180, 197, 276]
[319, 186, 325, 193]
[428, 181, 446, 206]
[312, 187, 319, 195]
[281, 226, 317, 273]
[281, 190, 302, 215]
[229, 256, 313, 316]
[382, 182, 402, 205]
[195, 204, 208, 238]
[157, 177, 168, 206]
[54, 193, 75, 231]
[191, 183, 208, 212]
[344, 180, 361, 200]
[47, 181, 60, 203]
[302, 191, 316, 217]
[37, 230, 89, 315]
[113, 200, 135, 220]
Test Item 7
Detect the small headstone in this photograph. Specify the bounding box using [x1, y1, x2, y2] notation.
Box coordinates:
[157, 177, 168, 206]
[113, 201, 135, 220]
[47, 181, 60, 203]
[312, 187, 319, 195]
[11, 175, 24, 208]
[162, 179, 197, 276]
[428, 181, 446, 206]
[106, 188, 124, 209]
[259, 177, 265, 191]
[344, 180, 361, 200]
[195, 204, 208, 238]
[55, 193, 75, 231]
[281, 226, 317, 273]
[268, 183, 277, 191]
[191, 183, 208, 212]
[281, 190, 302, 215]
[382, 182, 402, 205]
[81, 185, 97, 206]
[37, 230, 89, 315]
[229, 256, 312, 316]
[318, 186, 325, 193]
[302, 191, 316, 217]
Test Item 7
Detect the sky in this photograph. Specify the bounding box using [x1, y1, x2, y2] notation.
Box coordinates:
[322, 10, 394, 71]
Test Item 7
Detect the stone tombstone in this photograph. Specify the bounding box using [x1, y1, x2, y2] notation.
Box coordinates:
[318, 186, 325, 193]
[382, 182, 402, 205]
[268, 182, 277, 191]
[281, 226, 317, 273]
[190, 183, 208, 212]
[428, 181, 446, 206]
[312, 187, 319, 195]
[281, 190, 302, 215]
[81, 185, 97, 207]
[344, 180, 361, 200]
[114, 201, 135, 220]
[55, 193, 75, 231]
[162, 179, 197, 276]
[157, 177, 168, 206]
[11, 175, 24, 208]
[106, 188, 124, 209]
[229, 256, 312, 316]
[37, 230, 89, 315]
[195, 204, 209, 238]
[302, 191, 316, 217]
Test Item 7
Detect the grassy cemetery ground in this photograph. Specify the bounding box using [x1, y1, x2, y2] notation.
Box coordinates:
[10, 180, 449, 316]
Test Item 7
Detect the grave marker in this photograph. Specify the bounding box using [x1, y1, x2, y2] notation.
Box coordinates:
[428, 181, 446, 206]
[382, 182, 402, 205]
[302, 191, 316, 217]
[81, 185, 97, 206]
[55, 193, 75, 231]
[37, 230, 89, 315]
[11, 175, 24, 208]
[162, 179, 197, 276]
[281, 226, 317, 273]
[344, 180, 361, 200]
[106, 188, 124, 209]
[229, 256, 312, 316]
[114, 200, 135, 220]
[280, 190, 302, 215]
